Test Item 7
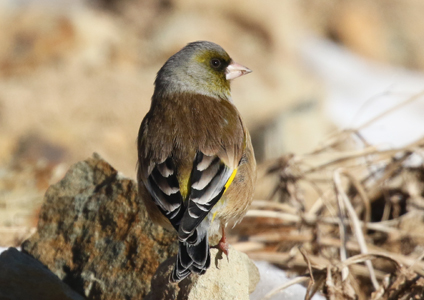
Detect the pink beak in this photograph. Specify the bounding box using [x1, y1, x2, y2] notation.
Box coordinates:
[225, 62, 252, 80]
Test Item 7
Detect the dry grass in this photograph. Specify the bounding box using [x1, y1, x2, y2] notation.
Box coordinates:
[231, 91, 424, 300]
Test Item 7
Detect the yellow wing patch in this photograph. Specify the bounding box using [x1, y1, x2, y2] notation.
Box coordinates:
[179, 176, 190, 200]
[180, 166, 237, 202]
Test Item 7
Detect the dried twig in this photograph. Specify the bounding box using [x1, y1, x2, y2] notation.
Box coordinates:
[334, 170, 380, 290]
[342, 170, 371, 226]
[245, 210, 424, 237]
[243, 91, 424, 300]
[333, 170, 349, 281]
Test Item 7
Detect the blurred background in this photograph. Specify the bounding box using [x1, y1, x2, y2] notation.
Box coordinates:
[1, 0, 424, 246]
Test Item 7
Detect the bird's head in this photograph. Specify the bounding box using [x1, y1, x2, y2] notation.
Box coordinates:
[154, 41, 251, 101]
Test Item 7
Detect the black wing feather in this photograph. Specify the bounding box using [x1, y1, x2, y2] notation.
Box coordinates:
[178, 152, 233, 242]
[146, 157, 185, 230]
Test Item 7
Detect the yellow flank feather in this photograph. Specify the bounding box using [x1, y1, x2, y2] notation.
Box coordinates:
[211, 168, 237, 223]
[211, 211, 218, 222]
[224, 168, 238, 192]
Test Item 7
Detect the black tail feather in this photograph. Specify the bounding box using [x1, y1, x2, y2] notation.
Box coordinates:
[190, 253, 210, 275]
[170, 231, 210, 282]
[186, 231, 209, 267]
[178, 242, 193, 269]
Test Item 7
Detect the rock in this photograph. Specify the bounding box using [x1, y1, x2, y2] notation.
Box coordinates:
[20, 154, 259, 299]
[145, 247, 260, 300]
[0, 247, 85, 300]
[22, 153, 178, 299]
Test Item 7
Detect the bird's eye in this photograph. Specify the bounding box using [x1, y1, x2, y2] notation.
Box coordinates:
[210, 58, 222, 69]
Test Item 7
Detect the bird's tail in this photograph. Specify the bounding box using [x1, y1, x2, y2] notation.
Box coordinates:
[170, 230, 211, 282]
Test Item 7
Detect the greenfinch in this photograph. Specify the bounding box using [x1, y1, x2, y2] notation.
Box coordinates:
[137, 41, 256, 282]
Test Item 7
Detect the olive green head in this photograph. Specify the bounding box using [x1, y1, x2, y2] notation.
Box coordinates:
[154, 41, 251, 101]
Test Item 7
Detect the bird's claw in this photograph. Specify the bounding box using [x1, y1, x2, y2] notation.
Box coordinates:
[212, 234, 230, 262]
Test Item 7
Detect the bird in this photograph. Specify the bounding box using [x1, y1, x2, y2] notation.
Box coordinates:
[137, 41, 256, 282]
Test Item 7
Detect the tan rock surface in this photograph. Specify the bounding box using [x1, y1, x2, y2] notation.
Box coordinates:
[145, 247, 260, 300]
[22, 153, 178, 299]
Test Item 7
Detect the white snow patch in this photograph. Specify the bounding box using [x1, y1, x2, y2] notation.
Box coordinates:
[250, 261, 325, 300]
[301, 36, 424, 149]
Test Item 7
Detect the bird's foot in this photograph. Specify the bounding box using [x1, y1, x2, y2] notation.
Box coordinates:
[212, 234, 229, 262]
